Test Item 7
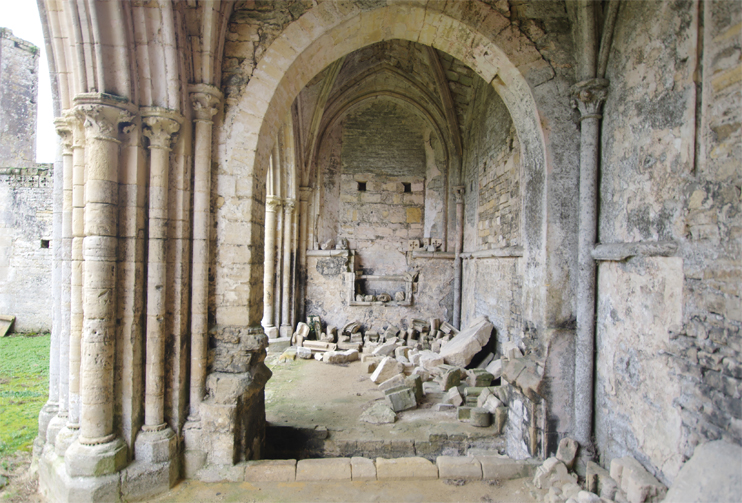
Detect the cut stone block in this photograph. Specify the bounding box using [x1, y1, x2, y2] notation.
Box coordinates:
[405, 374, 423, 402]
[337, 341, 362, 351]
[296, 346, 313, 359]
[586, 461, 617, 499]
[373, 341, 398, 357]
[494, 406, 508, 434]
[376, 457, 438, 480]
[440, 368, 461, 391]
[437, 456, 482, 480]
[385, 386, 417, 412]
[470, 407, 491, 427]
[436, 403, 455, 412]
[324, 349, 359, 364]
[442, 387, 463, 406]
[439, 317, 494, 367]
[478, 456, 540, 480]
[360, 402, 397, 424]
[664, 440, 742, 503]
[351, 457, 376, 481]
[244, 459, 296, 482]
[467, 370, 494, 387]
[486, 358, 503, 379]
[292, 322, 310, 345]
[481, 395, 502, 414]
[303, 340, 336, 352]
[534, 457, 576, 489]
[419, 350, 444, 370]
[395, 346, 410, 360]
[370, 357, 404, 384]
[363, 360, 378, 375]
[610, 457, 667, 503]
[296, 458, 351, 481]
[264, 326, 278, 339]
[556, 438, 579, 469]
[379, 374, 406, 391]
[457, 406, 472, 421]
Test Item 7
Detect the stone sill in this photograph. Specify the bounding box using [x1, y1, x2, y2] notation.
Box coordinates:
[411, 251, 455, 259]
[592, 241, 678, 261]
[460, 247, 524, 259]
[306, 249, 351, 257]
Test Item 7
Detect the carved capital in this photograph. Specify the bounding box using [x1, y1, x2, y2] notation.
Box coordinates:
[189, 83, 223, 122]
[284, 198, 296, 212]
[143, 116, 181, 150]
[570, 78, 609, 121]
[453, 185, 465, 204]
[54, 116, 73, 154]
[299, 186, 312, 202]
[75, 104, 134, 143]
[266, 195, 283, 213]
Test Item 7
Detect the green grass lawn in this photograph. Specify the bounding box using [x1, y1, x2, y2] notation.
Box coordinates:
[0, 334, 49, 458]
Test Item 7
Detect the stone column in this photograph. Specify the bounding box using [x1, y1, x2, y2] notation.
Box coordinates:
[297, 187, 311, 323]
[188, 85, 222, 421]
[64, 95, 133, 477]
[571, 78, 608, 451]
[262, 196, 282, 337]
[280, 199, 295, 338]
[134, 109, 182, 463]
[452, 185, 465, 329]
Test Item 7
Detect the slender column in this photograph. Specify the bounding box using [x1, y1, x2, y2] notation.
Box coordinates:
[297, 187, 311, 323]
[188, 85, 222, 421]
[452, 186, 465, 329]
[571, 78, 608, 450]
[280, 199, 295, 338]
[262, 196, 282, 332]
[274, 200, 284, 329]
[142, 110, 181, 431]
[65, 96, 132, 477]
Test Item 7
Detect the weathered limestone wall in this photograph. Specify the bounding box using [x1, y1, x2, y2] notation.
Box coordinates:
[595, 0, 742, 486]
[460, 78, 523, 347]
[0, 28, 38, 168]
[0, 166, 53, 331]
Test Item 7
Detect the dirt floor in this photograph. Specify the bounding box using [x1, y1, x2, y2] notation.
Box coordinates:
[264, 351, 504, 446]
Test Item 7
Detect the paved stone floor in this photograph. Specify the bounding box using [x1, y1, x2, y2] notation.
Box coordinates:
[149, 477, 537, 502]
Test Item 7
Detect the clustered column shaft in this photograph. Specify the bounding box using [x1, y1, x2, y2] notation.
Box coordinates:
[452, 186, 465, 329]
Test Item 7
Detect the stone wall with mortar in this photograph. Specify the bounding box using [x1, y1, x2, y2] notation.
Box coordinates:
[0, 28, 38, 169]
[595, 0, 741, 486]
[0, 166, 53, 332]
[460, 75, 523, 347]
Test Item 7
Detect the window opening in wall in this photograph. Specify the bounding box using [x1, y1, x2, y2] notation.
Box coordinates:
[357, 181, 367, 191]
[403, 182, 412, 193]
[40, 239, 50, 249]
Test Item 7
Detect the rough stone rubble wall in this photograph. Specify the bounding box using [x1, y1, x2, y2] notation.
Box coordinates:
[595, 0, 741, 486]
[0, 166, 53, 332]
[0, 29, 39, 168]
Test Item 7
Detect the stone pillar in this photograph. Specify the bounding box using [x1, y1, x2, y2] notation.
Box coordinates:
[134, 109, 182, 463]
[262, 196, 282, 336]
[188, 85, 221, 421]
[64, 95, 133, 477]
[452, 185, 465, 329]
[280, 199, 295, 338]
[297, 187, 311, 323]
[571, 78, 608, 451]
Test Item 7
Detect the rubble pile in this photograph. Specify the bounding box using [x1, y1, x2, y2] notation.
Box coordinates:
[281, 315, 513, 431]
[532, 438, 667, 503]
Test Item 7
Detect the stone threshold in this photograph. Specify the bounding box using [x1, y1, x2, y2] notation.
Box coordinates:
[195, 455, 540, 484]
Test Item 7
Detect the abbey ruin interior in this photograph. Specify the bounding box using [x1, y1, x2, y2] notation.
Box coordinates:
[0, 0, 739, 501]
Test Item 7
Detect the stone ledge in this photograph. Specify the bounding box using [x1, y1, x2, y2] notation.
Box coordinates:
[436, 456, 482, 480]
[296, 458, 352, 481]
[244, 459, 296, 482]
[592, 241, 678, 261]
[376, 457, 438, 480]
[460, 246, 524, 259]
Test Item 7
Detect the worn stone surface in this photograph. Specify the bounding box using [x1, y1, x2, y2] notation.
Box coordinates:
[359, 403, 396, 425]
[436, 456, 482, 480]
[350, 456, 376, 481]
[439, 317, 494, 367]
[244, 459, 296, 482]
[664, 440, 742, 503]
[296, 458, 351, 481]
[375, 457, 438, 480]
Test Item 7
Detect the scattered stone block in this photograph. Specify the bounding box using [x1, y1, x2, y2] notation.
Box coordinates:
[379, 374, 406, 391]
[337, 341, 362, 351]
[360, 403, 397, 424]
[405, 375, 423, 402]
[494, 406, 508, 434]
[384, 326, 401, 339]
[610, 457, 667, 503]
[363, 360, 378, 373]
[292, 322, 310, 346]
[477, 352, 495, 369]
[457, 406, 472, 421]
[423, 381, 442, 394]
[303, 340, 336, 352]
[370, 357, 403, 384]
[440, 322, 458, 335]
[664, 440, 742, 503]
[470, 407, 491, 427]
[394, 346, 410, 360]
[313, 353, 323, 361]
[296, 346, 312, 359]
[486, 358, 503, 379]
[296, 458, 351, 481]
[373, 341, 398, 357]
[478, 456, 539, 480]
[351, 457, 376, 481]
[556, 438, 579, 469]
[534, 457, 576, 489]
[278, 348, 296, 362]
[466, 369, 494, 387]
[436, 403, 455, 412]
[439, 317, 494, 367]
[586, 461, 616, 499]
[436, 456, 482, 480]
[411, 366, 431, 381]
[244, 459, 296, 482]
[385, 386, 417, 412]
[324, 349, 359, 364]
[574, 490, 602, 503]
[442, 387, 463, 406]
[440, 368, 461, 391]
[562, 482, 582, 500]
[376, 457, 438, 480]
[419, 350, 444, 370]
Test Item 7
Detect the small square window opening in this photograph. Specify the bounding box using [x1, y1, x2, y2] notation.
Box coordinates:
[357, 181, 366, 191]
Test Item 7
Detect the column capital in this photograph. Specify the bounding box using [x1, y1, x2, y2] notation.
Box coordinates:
[284, 198, 296, 212]
[453, 185, 465, 203]
[54, 116, 73, 155]
[189, 83, 223, 122]
[73, 93, 136, 143]
[141, 108, 183, 150]
[266, 195, 283, 212]
[299, 186, 312, 202]
[570, 78, 609, 121]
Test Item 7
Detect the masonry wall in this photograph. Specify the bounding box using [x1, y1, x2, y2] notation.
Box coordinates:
[0, 166, 53, 332]
[595, 0, 741, 486]
[0, 29, 38, 169]
[460, 78, 523, 348]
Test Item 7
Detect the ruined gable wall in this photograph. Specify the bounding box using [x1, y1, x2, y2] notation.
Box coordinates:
[461, 78, 523, 348]
[595, 0, 741, 485]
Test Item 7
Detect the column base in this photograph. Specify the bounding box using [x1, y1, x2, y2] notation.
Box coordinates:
[39, 448, 120, 503]
[183, 419, 207, 477]
[46, 413, 66, 446]
[264, 325, 279, 339]
[55, 425, 80, 457]
[65, 436, 128, 477]
[134, 426, 177, 464]
[279, 325, 292, 339]
[37, 401, 58, 444]
[120, 458, 179, 501]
